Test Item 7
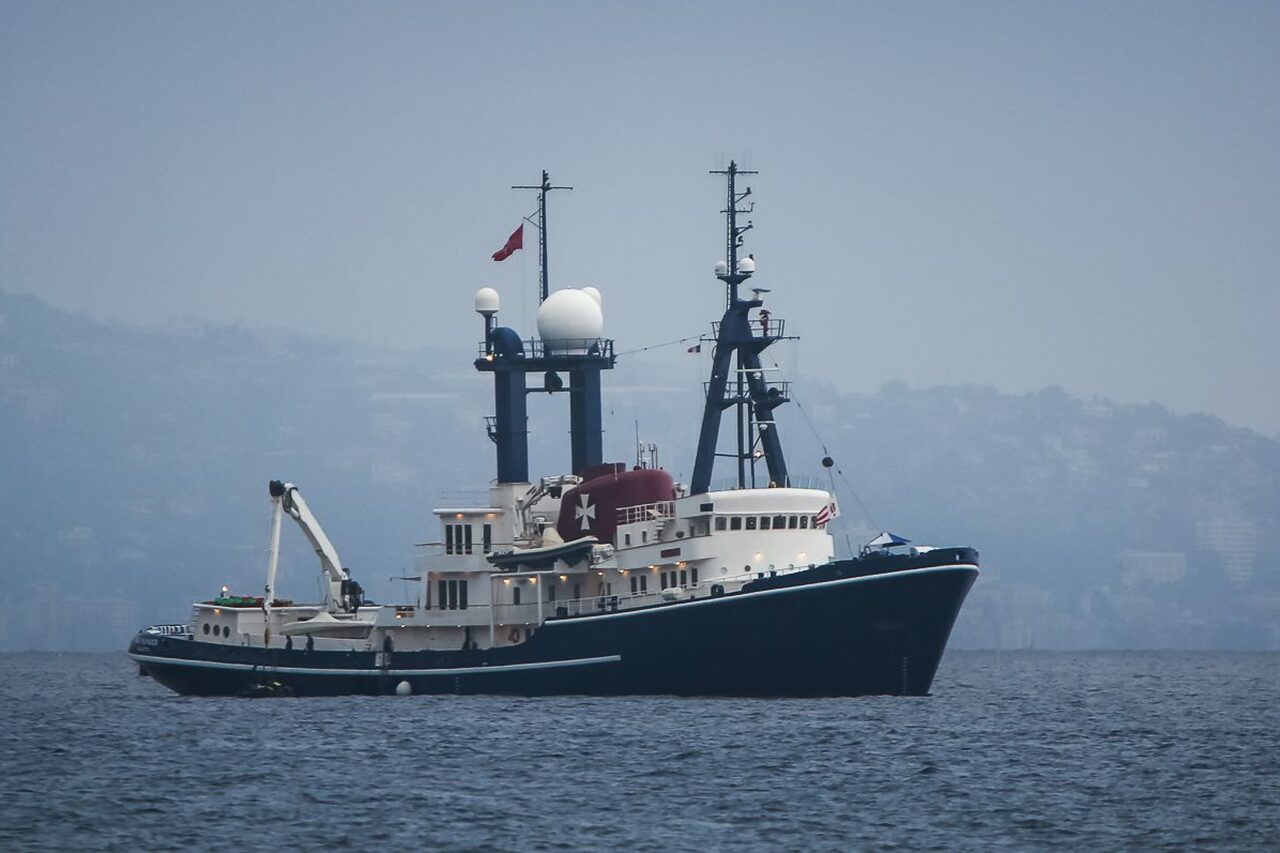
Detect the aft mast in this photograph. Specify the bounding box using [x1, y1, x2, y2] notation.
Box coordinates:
[475, 170, 614, 481]
[512, 169, 573, 303]
[690, 162, 793, 495]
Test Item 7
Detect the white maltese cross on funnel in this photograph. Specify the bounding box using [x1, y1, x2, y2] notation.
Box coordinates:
[575, 494, 596, 531]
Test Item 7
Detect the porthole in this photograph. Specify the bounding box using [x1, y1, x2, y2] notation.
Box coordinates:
[222, 625, 230, 638]
[202, 623, 210, 635]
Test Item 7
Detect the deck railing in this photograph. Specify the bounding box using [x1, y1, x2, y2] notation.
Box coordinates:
[615, 501, 675, 526]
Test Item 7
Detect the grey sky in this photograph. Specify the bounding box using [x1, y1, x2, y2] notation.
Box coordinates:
[3, 1, 1277, 433]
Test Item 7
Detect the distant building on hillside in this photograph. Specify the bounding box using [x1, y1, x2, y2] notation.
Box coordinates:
[1195, 518, 1260, 585]
[1119, 550, 1187, 588]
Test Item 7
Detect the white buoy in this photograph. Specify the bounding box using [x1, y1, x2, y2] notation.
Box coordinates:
[395, 680, 412, 696]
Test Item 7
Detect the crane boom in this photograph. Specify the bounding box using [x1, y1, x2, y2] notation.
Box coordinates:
[267, 480, 346, 613]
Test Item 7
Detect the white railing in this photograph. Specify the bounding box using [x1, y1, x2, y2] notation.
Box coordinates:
[616, 501, 675, 525]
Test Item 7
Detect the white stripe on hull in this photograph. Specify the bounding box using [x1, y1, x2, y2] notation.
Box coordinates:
[129, 652, 621, 677]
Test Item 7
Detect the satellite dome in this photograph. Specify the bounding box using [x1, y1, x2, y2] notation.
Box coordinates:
[714, 261, 729, 276]
[537, 288, 604, 353]
[474, 287, 500, 316]
[581, 286, 602, 306]
[738, 257, 756, 275]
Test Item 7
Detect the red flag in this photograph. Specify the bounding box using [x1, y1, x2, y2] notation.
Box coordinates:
[492, 224, 524, 261]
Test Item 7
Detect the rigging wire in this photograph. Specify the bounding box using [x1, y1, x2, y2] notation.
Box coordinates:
[615, 333, 706, 357]
[763, 353, 879, 532]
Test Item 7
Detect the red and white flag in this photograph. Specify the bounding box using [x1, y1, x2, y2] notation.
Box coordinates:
[815, 498, 840, 528]
[492, 224, 524, 261]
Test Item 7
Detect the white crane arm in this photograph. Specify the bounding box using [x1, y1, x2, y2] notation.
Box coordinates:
[268, 480, 346, 612]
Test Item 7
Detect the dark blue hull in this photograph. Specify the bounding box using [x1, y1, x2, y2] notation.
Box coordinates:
[129, 560, 977, 697]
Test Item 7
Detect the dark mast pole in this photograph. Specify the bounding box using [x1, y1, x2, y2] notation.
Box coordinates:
[513, 170, 572, 303]
[714, 161, 756, 488]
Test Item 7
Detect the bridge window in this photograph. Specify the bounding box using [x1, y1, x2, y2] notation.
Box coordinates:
[639, 575, 648, 593]
[800, 516, 809, 529]
[679, 569, 687, 587]
[774, 515, 787, 529]
[788, 516, 799, 529]
[660, 573, 668, 590]
[513, 586, 521, 605]
[715, 517, 727, 531]
[482, 523, 492, 553]
[438, 579, 469, 610]
[631, 575, 638, 594]
[730, 517, 742, 530]
[691, 567, 699, 585]
[760, 516, 771, 530]
[745, 516, 757, 530]
[445, 523, 472, 555]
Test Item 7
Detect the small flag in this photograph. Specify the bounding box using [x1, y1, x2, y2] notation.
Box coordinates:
[687, 343, 701, 353]
[492, 224, 524, 261]
[815, 498, 840, 528]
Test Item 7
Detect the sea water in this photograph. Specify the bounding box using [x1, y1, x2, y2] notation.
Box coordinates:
[2, 651, 1277, 850]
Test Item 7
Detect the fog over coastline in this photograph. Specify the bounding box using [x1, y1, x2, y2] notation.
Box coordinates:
[2, 290, 1277, 651]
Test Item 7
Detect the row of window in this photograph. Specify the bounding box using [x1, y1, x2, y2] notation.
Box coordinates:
[444, 523, 493, 555]
[659, 567, 698, 590]
[714, 514, 814, 532]
[202, 623, 230, 638]
[437, 579, 469, 610]
[620, 515, 816, 548]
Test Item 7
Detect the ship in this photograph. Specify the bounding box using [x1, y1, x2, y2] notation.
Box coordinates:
[128, 163, 978, 697]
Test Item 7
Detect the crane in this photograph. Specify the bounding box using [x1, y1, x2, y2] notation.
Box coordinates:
[264, 480, 359, 617]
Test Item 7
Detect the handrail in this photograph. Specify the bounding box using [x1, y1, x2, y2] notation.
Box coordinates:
[615, 501, 675, 525]
[476, 338, 615, 359]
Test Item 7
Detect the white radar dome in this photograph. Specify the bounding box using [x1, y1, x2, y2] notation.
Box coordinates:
[581, 286, 602, 306]
[714, 261, 729, 276]
[537, 288, 604, 354]
[738, 257, 756, 275]
[474, 287, 500, 316]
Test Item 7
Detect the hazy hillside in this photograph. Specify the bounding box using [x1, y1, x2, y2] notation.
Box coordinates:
[2, 291, 1277, 650]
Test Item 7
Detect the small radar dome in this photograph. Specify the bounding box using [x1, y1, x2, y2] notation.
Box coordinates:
[537, 288, 604, 354]
[581, 286, 602, 306]
[474, 287, 500, 316]
[738, 257, 756, 275]
[714, 261, 729, 276]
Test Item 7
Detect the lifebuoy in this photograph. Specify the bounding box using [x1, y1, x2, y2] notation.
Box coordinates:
[508, 627, 521, 644]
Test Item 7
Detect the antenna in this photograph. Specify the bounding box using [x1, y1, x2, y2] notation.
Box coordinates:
[709, 160, 757, 309]
[513, 170, 573, 303]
